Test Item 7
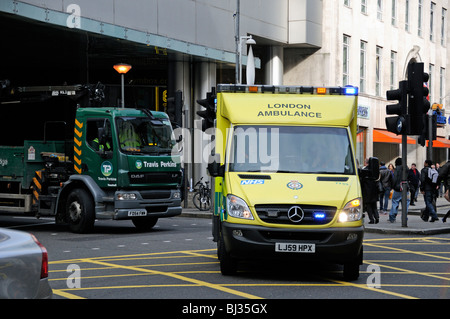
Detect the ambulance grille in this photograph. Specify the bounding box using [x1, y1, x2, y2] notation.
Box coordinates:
[254, 204, 336, 225]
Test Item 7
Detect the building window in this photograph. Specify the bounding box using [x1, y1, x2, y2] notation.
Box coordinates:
[440, 67, 445, 103]
[343, 35, 350, 86]
[390, 51, 397, 90]
[344, 0, 351, 8]
[418, 0, 423, 37]
[377, 0, 383, 20]
[430, 2, 436, 42]
[360, 41, 367, 93]
[405, 0, 410, 31]
[391, 0, 397, 26]
[441, 8, 447, 46]
[361, 0, 367, 14]
[376, 46, 382, 96]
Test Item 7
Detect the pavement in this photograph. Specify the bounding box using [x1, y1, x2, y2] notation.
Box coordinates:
[180, 194, 450, 235]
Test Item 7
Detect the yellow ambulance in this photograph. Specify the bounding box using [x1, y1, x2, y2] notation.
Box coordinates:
[207, 84, 378, 281]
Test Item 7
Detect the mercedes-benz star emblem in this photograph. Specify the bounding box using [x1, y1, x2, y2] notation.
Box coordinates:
[287, 206, 304, 223]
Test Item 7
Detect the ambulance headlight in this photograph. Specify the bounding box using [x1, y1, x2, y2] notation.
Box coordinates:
[339, 198, 362, 222]
[226, 195, 254, 220]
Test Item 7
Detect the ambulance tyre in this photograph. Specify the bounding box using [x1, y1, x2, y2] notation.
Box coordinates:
[66, 188, 95, 234]
[343, 262, 359, 281]
[343, 249, 362, 281]
[218, 233, 237, 275]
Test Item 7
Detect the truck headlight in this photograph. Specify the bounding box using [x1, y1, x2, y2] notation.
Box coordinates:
[338, 198, 362, 222]
[117, 193, 137, 200]
[226, 195, 254, 220]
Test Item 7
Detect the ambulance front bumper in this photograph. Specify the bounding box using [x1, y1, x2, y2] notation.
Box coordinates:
[221, 222, 364, 264]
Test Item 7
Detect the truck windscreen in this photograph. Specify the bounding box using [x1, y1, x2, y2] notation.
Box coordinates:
[116, 117, 176, 155]
[228, 125, 355, 175]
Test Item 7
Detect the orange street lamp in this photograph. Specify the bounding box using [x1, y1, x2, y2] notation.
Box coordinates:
[113, 63, 132, 107]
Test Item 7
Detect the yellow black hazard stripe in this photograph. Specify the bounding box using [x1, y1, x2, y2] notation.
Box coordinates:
[32, 170, 43, 207]
[74, 118, 83, 174]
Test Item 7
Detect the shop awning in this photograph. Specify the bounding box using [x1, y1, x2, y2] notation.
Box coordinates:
[426, 137, 450, 148]
[373, 129, 416, 144]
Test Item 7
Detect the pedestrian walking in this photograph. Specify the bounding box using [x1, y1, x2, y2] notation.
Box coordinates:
[408, 163, 420, 206]
[420, 159, 439, 222]
[389, 157, 409, 223]
[379, 162, 392, 214]
[437, 160, 450, 223]
[360, 158, 379, 224]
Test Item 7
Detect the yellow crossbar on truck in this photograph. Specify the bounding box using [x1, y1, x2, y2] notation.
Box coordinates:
[207, 84, 378, 281]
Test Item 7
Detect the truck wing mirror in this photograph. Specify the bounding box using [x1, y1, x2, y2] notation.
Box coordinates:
[208, 154, 224, 177]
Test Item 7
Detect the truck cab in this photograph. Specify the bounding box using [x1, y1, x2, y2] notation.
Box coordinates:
[58, 107, 182, 232]
[208, 84, 377, 280]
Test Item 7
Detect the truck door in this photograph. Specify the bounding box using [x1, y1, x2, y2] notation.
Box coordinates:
[83, 118, 118, 188]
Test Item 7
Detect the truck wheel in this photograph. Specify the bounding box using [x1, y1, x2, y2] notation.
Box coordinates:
[132, 217, 158, 231]
[218, 233, 237, 275]
[66, 188, 95, 233]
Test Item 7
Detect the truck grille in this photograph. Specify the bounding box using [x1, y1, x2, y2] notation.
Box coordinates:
[129, 171, 181, 185]
[254, 204, 336, 225]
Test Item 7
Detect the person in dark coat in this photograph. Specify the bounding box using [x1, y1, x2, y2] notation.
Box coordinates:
[408, 163, 420, 206]
[360, 158, 379, 224]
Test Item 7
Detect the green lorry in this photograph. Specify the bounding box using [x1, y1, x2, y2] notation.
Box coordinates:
[0, 83, 182, 233]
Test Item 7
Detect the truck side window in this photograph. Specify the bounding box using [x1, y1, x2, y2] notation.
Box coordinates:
[86, 119, 113, 151]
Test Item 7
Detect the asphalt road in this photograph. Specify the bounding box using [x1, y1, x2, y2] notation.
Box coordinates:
[1, 214, 450, 309]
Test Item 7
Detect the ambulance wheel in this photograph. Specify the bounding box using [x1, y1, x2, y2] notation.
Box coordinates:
[66, 188, 95, 233]
[218, 233, 237, 275]
[343, 249, 362, 281]
[132, 217, 158, 231]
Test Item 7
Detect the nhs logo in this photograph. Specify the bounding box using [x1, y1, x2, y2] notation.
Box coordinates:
[240, 179, 264, 185]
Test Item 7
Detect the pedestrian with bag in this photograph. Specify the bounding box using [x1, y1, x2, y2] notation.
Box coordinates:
[407, 163, 420, 206]
[420, 159, 439, 222]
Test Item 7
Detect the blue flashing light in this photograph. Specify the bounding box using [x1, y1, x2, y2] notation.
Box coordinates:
[313, 212, 326, 220]
[344, 87, 358, 95]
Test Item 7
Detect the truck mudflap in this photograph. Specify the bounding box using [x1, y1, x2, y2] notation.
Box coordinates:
[221, 222, 364, 264]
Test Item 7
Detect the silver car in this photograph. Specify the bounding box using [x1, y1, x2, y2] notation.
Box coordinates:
[0, 228, 52, 299]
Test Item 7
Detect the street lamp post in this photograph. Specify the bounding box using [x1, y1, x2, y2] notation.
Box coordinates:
[113, 63, 132, 108]
[238, 36, 256, 84]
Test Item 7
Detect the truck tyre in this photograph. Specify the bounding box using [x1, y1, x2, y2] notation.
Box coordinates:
[132, 217, 158, 231]
[218, 232, 237, 275]
[66, 188, 95, 233]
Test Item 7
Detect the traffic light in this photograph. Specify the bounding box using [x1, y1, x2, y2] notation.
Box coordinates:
[407, 62, 430, 135]
[167, 90, 183, 128]
[385, 80, 408, 135]
[418, 113, 437, 147]
[196, 89, 216, 132]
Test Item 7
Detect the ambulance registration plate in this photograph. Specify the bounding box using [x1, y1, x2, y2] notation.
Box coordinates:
[275, 243, 315, 253]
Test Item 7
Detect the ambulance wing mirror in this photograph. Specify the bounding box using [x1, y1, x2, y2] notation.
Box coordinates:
[368, 157, 380, 179]
[208, 154, 224, 177]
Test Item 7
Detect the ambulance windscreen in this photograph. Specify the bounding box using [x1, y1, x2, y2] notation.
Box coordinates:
[228, 125, 355, 175]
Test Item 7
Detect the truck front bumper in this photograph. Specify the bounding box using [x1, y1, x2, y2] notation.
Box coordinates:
[96, 189, 182, 220]
[221, 222, 364, 265]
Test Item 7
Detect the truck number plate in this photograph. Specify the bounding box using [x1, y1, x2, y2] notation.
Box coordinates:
[127, 210, 147, 217]
[275, 243, 315, 253]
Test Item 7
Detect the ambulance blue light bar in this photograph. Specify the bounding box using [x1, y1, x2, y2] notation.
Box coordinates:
[217, 84, 358, 96]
